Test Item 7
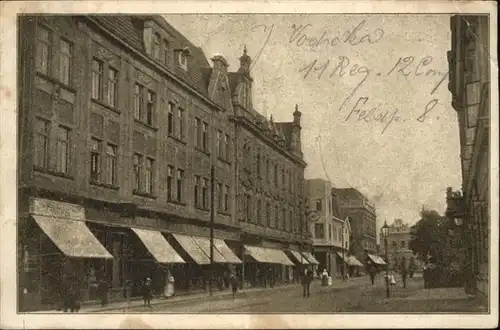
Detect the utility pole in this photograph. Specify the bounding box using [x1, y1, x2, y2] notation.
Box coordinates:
[342, 221, 345, 281]
[209, 165, 215, 296]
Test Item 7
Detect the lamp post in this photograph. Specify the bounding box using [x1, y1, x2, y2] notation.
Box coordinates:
[381, 221, 390, 298]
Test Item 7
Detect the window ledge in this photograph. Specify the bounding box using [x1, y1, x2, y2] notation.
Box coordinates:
[36, 72, 76, 94]
[195, 206, 210, 212]
[168, 199, 186, 206]
[133, 190, 157, 199]
[90, 180, 119, 190]
[91, 98, 121, 115]
[195, 147, 210, 156]
[134, 119, 159, 132]
[217, 157, 231, 165]
[34, 166, 74, 179]
[168, 135, 187, 145]
[218, 210, 231, 216]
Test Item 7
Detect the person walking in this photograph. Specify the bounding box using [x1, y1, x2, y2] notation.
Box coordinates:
[400, 257, 408, 288]
[230, 273, 239, 299]
[302, 267, 313, 298]
[368, 267, 376, 285]
[98, 278, 109, 307]
[142, 277, 153, 308]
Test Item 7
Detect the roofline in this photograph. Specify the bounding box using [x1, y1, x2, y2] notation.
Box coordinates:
[85, 17, 225, 114]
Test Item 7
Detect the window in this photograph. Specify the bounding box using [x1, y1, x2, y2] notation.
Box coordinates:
[202, 122, 209, 151]
[34, 118, 49, 168]
[274, 164, 278, 185]
[316, 199, 322, 211]
[195, 117, 201, 148]
[289, 210, 293, 232]
[168, 102, 175, 136]
[194, 175, 200, 207]
[315, 223, 324, 239]
[274, 205, 278, 228]
[281, 169, 285, 188]
[167, 166, 174, 201]
[256, 153, 261, 178]
[107, 68, 118, 108]
[91, 59, 103, 100]
[282, 208, 286, 230]
[392, 241, 397, 248]
[56, 126, 70, 173]
[105, 144, 117, 185]
[178, 108, 184, 139]
[134, 84, 143, 121]
[90, 138, 101, 182]
[36, 26, 51, 75]
[202, 178, 209, 209]
[163, 40, 170, 66]
[266, 202, 271, 226]
[59, 39, 72, 85]
[328, 224, 332, 240]
[176, 169, 184, 202]
[246, 194, 251, 221]
[133, 154, 142, 191]
[266, 160, 270, 181]
[145, 158, 154, 194]
[223, 185, 229, 212]
[401, 240, 405, 248]
[217, 183, 223, 211]
[256, 199, 261, 223]
[216, 130, 221, 158]
[224, 134, 229, 160]
[153, 33, 160, 60]
[146, 90, 155, 125]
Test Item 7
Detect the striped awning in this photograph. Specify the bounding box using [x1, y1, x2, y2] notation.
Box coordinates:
[132, 228, 185, 264]
[301, 252, 320, 265]
[244, 245, 294, 266]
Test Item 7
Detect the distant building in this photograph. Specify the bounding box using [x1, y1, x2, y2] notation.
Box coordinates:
[447, 15, 490, 298]
[306, 179, 353, 277]
[381, 219, 417, 269]
[333, 188, 377, 263]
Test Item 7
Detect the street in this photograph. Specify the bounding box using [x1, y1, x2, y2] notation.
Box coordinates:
[98, 275, 486, 313]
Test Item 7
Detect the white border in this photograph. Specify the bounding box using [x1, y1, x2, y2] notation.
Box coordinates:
[1, 1, 498, 329]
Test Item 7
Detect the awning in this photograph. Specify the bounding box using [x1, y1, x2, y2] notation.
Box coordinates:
[32, 215, 112, 259]
[172, 234, 211, 265]
[337, 252, 363, 267]
[301, 252, 320, 265]
[131, 228, 185, 264]
[214, 239, 242, 264]
[367, 254, 386, 265]
[244, 245, 294, 266]
[191, 236, 227, 263]
[289, 250, 309, 265]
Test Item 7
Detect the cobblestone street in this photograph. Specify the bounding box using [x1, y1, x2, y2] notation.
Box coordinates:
[94, 275, 487, 314]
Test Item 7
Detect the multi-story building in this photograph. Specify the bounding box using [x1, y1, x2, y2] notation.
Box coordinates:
[306, 180, 363, 278]
[333, 188, 378, 264]
[17, 15, 310, 311]
[381, 219, 418, 270]
[446, 15, 490, 299]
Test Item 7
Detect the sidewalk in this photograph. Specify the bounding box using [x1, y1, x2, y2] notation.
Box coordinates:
[32, 276, 368, 313]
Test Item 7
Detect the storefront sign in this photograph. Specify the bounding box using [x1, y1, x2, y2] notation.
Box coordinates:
[29, 198, 85, 221]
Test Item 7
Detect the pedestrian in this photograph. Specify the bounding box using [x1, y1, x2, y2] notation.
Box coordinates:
[142, 277, 152, 308]
[368, 267, 376, 285]
[321, 269, 328, 286]
[302, 268, 313, 297]
[98, 278, 109, 307]
[230, 273, 239, 299]
[400, 257, 408, 288]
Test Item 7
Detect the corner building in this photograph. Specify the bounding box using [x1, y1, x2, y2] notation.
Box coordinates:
[17, 15, 310, 311]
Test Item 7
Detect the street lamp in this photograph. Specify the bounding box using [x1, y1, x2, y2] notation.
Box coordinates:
[381, 221, 390, 298]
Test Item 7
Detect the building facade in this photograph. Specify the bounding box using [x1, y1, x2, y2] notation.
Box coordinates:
[446, 13, 490, 299]
[381, 219, 417, 270]
[306, 180, 362, 278]
[17, 15, 310, 311]
[333, 188, 377, 263]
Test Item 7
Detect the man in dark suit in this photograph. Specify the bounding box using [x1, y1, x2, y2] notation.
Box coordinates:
[302, 267, 313, 297]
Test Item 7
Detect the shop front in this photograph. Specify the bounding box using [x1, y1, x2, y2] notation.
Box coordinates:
[21, 198, 113, 310]
[337, 252, 364, 277]
[287, 249, 310, 283]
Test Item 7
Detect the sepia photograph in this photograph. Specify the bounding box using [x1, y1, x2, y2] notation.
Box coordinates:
[0, 1, 498, 329]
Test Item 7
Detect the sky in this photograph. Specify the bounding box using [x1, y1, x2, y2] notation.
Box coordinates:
[164, 14, 462, 238]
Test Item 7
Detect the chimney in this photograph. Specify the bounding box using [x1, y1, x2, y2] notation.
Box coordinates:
[293, 104, 302, 126]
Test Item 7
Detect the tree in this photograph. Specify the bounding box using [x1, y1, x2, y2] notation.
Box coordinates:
[409, 209, 451, 264]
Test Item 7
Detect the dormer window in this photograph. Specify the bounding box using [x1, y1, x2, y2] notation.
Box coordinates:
[175, 47, 191, 71]
[153, 33, 160, 60]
